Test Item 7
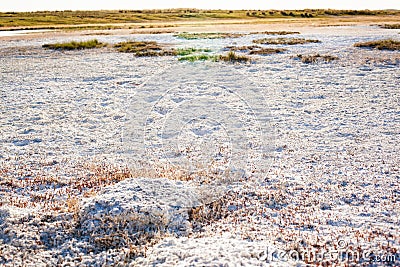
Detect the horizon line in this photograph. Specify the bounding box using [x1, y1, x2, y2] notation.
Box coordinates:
[1, 8, 400, 13]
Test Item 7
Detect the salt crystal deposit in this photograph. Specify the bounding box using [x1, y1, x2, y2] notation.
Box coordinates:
[0, 24, 399, 266]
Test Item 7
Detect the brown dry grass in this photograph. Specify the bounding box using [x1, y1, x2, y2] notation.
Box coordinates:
[354, 39, 400, 51]
[253, 37, 321, 45]
[378, 24, 400, 29]
[249, 30, 300, 35]
[131, 29, 176, 34]
[2, 15, 400, 42]
[219, 51, 251, 63]
[0, 161, 132, 211]
[225, 45, 286, 55]
[114, 40, 177, 56]
[225, 45, 261, 51]
[174, 32, 245, 39]
[249, 48, 287, 55]
[0, 158, 244, 261]
[294, 54, 338, 63]
[42, 39, 106, 50]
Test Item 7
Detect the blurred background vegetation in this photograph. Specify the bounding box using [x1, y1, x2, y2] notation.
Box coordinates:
[1, 9, 399, 29]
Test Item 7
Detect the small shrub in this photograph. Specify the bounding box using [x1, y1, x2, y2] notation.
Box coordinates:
[42, 39, 106, 50]
[253, 37, 321, 45]
[354, 39, 400, 51]
[294, 54, 338, 63]
[66, 196, 80, 220]
[218, 51, 251, 63]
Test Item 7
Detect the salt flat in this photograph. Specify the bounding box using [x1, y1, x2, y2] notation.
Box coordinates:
[0, 25, 399, 266]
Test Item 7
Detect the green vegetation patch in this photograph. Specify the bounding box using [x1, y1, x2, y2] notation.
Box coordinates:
[253, 37, 321, 45]
[1, 10, 400, 29]
[354, 39, 400, 50]
[42, 39, 106, 50]
[176, 47, 212, 56]
[175, 32, 245, 40]
[178, 54, 218, 62]
[294, 54, 338, 63]
[178, 51, 251, 63]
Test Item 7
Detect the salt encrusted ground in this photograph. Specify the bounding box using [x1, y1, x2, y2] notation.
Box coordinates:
[0, 25, 399, 266]
[79, 177, 202, 239]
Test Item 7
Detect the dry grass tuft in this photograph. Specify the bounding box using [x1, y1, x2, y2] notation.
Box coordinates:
[250, 31, 300, 35]
[82, 32, 112, 36]
[354, 39, 400, 51]
[114, 41, 177, 56]
[0, 157, 250, 260]
[294, 54, 338, 63]
[189, 196, 230, 226]
[42, 39, 107, 50]
[0, 161, 132, 211]
[175, 32, 245, 40]
[225, 45, 286, 55]
[114, 40, 156, 54]
[131, 29, 176, 34]
[249, 48, 287, 55]
[362, 55, 400, 65]
[225, 45, 261, 51]
[253, 37, 321, 45]
[66, 196, 81, 221]
[218, 51, 251, 63]
[224, 46, 286, 58]
[378, 24, 400, 29]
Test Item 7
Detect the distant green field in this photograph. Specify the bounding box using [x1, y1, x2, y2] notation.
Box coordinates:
[1, 9, 399, 29]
